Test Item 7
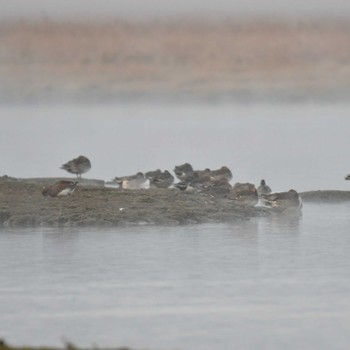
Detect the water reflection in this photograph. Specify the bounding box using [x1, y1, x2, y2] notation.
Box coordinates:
[258, 210, 302, 234]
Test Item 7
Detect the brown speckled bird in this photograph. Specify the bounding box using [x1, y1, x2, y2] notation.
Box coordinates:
[210, 166, 233, 182]
[42, 181, 78, 197]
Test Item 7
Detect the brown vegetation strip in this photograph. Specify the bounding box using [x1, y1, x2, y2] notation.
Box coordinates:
[1, 20, 350, 101]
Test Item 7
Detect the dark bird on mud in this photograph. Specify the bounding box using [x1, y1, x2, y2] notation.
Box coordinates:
[174, 163, 194, 182]
[42, 181, 78, 197]
[257, 179, 272, 196]
[197, 177, 232, 197]
[260, 189, 303, 212]
[174, 181, 196, 192]
[149, 170, 174, 189]
[145, 169, 162, 183]
[345, 174, 350, 181]
[60, 155, 91, 178]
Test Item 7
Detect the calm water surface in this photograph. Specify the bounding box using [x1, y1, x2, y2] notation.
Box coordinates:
[1, 202, 350, 349]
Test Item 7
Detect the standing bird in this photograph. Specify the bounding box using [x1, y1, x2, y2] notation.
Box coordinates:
[257, 179, 272, 196]
[60, 155, 91, 178]
[42, 181, 78, 197]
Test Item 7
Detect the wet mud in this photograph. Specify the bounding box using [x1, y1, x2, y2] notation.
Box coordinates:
[0, 179, 270, 228]
[300, 190, 350, 202]
[1, 178, 349, 228]
[0, 340, 131, 350]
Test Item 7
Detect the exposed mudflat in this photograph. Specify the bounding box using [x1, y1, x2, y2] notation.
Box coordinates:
[300, 190, 350, 202]
[0, 340, 131, 350]
[0, 179, 270, 228]
[1, 178, 349, 228]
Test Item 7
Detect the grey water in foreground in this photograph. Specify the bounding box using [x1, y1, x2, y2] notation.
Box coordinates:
[1, 202, 350, 350]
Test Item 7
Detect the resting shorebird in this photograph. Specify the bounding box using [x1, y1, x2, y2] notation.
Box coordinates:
[145, 169, 162, 183]
[230, 183, 258, 207]
[210, 166, 233, 182]
[200, 178, 232, 197]
[60, 155, 91, 178]
[345, 174, 350, 181]
[174, 163, 194, 182]
[174, 181, 197, 192]
[260, 189, 303, 212]
[151, 170, 174, 189]
[114, 172, 147, 190]
[257, 179, 272, 196]
[194, 168, 212, 180]
[42, 181, 78, 197]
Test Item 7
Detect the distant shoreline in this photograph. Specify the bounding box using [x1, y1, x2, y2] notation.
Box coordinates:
[1, 87, 350, 105]
[1, 19, 349, 104]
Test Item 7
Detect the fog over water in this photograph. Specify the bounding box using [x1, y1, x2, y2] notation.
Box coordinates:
[1, 0, 350, 19]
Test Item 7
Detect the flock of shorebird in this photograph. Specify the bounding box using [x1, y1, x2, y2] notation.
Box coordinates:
[42, 155, 304, 212]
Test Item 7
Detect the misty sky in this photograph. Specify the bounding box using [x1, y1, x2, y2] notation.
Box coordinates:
[0, 0, 350, 20]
